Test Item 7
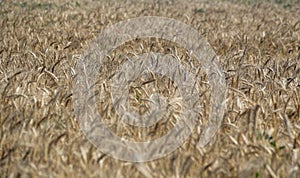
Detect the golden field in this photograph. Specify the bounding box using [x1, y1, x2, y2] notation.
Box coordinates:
[0, 0, 299, 177]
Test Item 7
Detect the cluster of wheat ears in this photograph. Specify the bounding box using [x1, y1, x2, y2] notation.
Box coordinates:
[0, 0, 299, 177]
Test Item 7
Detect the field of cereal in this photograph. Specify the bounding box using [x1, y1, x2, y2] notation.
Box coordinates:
[0, 0, 300, 177]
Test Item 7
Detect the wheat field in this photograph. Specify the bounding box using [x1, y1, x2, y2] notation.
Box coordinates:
[0, 0, 300, 177]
